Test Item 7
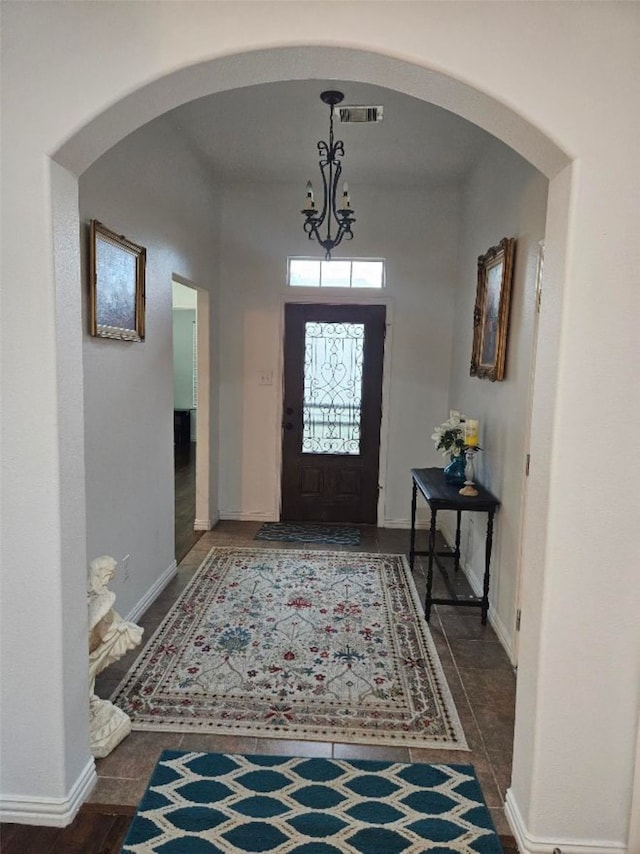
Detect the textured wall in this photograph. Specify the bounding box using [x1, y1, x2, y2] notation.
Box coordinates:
[79, 120, 219, 620]
[1, 2, 638, 847]
[216, 182, 460, 525]
[442, 139, 549, 657]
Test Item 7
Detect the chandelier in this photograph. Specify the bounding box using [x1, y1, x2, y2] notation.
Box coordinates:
[301, 90, 356, 260]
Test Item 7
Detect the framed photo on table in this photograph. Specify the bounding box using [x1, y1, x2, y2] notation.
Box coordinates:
[470, 237, 515, 381]
[89, 220, 146, 341]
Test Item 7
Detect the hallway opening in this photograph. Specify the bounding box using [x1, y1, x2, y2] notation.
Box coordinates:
[172, 280, 203, 561]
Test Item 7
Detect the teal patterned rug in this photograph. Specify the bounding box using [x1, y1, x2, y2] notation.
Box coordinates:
[111, 547, 466, 749]
[255, 523, 361, 545]
[121, 751, 503, 853]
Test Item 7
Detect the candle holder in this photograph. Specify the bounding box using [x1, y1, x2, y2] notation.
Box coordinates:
[459, 446, 480, 496]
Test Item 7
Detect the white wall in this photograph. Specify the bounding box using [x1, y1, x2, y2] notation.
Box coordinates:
[173, 280, 198, 310]
[79, 119, 219, 618]
[440, 140, 549, 656]
[173, 309, 197, 413]
[216, 182, 461, 524]
[1, 3, 639, 849]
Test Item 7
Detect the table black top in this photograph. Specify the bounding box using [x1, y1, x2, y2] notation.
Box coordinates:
[411, 467, 500, 513]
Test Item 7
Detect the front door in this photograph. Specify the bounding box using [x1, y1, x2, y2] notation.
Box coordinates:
[281, 303, 385, 524]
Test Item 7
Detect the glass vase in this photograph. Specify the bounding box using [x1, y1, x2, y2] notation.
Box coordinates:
[444, 453, 466, 484]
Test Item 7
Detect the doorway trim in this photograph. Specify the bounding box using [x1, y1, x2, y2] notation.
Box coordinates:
[276, 292, 394, 526]
[510, 240, 545, 667]
[173, 274, 212, 531]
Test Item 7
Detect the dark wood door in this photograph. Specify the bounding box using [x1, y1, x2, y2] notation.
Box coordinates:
[281, 303, 385, 524]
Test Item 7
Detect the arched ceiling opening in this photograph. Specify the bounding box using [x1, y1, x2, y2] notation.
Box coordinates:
[54, 46, 569, 181]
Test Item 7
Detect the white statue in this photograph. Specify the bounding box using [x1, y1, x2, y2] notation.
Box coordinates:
[88, 556, 143, 758]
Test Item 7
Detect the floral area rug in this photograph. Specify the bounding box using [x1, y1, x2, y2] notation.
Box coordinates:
[120, 752, 502, 853]
[255, 522, 360, 545]
[112, 547, 467, 749]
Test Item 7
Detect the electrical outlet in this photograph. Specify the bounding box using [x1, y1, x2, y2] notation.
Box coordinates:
[122, 554, 130, 582]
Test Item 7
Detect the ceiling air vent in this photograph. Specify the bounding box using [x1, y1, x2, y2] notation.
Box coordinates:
[337, 105, 384, 124]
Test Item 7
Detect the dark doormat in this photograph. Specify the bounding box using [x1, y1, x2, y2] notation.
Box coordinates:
[255, 522, 361, 545]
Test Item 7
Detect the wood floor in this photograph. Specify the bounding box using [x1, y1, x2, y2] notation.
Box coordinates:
[0, 805, 134, 854]
[174, 442, 203, 563]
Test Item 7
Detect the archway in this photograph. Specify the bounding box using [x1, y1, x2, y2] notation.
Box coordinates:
[43, 42, 573, 839]
[55, 46, 568, 179]
[5, 3, 639, 846]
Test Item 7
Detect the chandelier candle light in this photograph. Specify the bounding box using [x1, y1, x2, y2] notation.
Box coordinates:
[459, 419, 480, 496]
[301, 91, 356, 260]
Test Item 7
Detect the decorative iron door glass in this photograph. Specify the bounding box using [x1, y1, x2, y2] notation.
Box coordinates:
[302, 321, 364, 455]
[281, 304, 385, 524]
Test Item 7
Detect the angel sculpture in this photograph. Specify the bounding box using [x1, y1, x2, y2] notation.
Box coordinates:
[88, 556, 143, 758]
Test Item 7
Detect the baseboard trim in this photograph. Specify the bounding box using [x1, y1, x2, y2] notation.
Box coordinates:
[505, 790, 535, 853]
[194, 518, 212, 531]
[381, 518, 436, 530]
[463, 566, 513, 659]
[505, 790, 626, 853]
[220, 511, 276, 521]
[438, 522, 514, 662]
[217, 515, 434, 530]
[125, 559, 177, 624]
[0, 757, 97, 827]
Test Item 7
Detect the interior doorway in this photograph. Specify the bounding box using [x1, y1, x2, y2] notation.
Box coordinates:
[280, 303, 385, 524]
[511, 240, 545, 666]
[172, 279, 206, 561]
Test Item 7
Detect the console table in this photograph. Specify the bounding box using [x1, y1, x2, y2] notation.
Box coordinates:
[409, 467, 500, 624]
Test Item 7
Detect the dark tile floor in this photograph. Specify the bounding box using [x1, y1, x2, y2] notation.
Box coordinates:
[92, 520, 517, 837]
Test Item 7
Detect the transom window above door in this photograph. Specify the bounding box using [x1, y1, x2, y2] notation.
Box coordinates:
[288, 258, 385, 289]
